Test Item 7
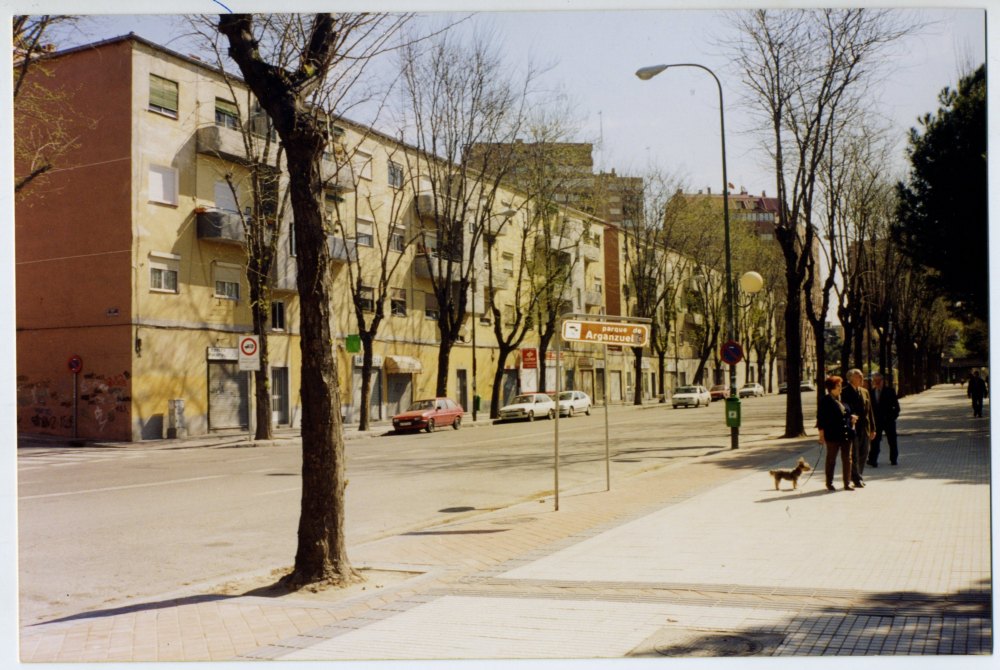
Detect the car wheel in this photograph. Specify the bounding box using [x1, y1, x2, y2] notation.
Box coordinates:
[549, 408, 556, 420]
[569, 406, 576, 417]
[452, 416, 461, 430]
[426, 419, 435, 433]
[585, 405, 591, 416]
[527, 411, 534, 422]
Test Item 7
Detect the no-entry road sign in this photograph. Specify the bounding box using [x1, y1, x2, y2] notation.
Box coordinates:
[239, 335, 260, 371]
[561, 319, 650, 348]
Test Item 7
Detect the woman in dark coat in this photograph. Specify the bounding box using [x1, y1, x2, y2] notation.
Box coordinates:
[817, 375, 858, 492]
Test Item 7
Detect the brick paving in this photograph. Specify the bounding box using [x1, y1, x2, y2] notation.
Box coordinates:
[17, 385, 992, 661]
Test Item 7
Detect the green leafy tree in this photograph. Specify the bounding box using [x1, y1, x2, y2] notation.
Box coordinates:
[895, 65, 987, 323]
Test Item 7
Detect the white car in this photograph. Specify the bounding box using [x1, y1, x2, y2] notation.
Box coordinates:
[557, 390, 592, 417]
[499, 393, 557, 422]
[672, 385, 711, 408]
[739, 382, 765, 398]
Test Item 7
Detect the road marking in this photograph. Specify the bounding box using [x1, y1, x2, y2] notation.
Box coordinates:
[19, 475, 229, 500]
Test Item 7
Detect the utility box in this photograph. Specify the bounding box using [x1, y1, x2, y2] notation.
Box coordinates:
[167, 399, 187, 439]
[725, 396, 741, 428]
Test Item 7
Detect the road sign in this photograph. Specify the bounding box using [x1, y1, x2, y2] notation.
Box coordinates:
[238, 335, 260, 371]
[720, 340, 744, 365]
[67, 354, 83, 374]
[561, 320, 650, 347]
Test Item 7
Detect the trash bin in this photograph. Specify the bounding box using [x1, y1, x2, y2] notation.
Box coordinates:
[724, 396, 741, 428]
[473, 395, 481, 413]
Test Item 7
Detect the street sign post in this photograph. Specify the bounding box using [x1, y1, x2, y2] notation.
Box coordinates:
[552, 314, 652, 511]
[238, 335, 260, 441]
[68, 355, 83, 439]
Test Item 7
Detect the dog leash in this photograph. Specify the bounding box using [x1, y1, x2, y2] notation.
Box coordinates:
[798, 440, 827, 489]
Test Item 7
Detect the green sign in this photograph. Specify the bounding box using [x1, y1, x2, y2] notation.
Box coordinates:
[346, 334, 361, 353]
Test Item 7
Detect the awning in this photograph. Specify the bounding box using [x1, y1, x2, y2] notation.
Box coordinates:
[384, 355, 423, 374]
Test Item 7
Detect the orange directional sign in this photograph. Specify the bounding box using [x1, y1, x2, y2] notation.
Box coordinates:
[561, 319, 650, 347]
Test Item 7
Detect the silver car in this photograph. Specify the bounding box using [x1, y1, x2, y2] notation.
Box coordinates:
[499, 393, 557, 422]
[557, 390, 592, 417]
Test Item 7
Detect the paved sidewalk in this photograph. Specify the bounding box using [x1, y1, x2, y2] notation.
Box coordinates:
[17, 385, 992, 662]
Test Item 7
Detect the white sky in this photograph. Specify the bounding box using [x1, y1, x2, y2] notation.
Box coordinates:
[27, 3, 986, 198]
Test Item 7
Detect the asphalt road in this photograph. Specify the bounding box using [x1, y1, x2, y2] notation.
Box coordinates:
[17, 392, 813, 625]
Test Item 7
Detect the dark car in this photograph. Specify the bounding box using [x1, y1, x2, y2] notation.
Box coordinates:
[709, 384, 728, 401]
[800, 381, 817, 392]
[392, 398, 464, 433]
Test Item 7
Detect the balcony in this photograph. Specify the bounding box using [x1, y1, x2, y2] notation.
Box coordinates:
[196, 125, 262, 166]
[414, 248, 463, 281]
[584, 289, 603, 306]
[196, 209, 245, 246]
[483, 272, 510, 290]
[416, 190, 463, 222]
[581, 240, 601, 262]
[321, 156, 355, 194]
[270, 257, 297, 292]
[328, 236, 357, 264]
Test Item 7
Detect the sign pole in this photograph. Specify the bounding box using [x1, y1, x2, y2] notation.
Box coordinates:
[73, 372, 78, 440]
[554, 333, 560, 512]
[604, 344, 610, 491]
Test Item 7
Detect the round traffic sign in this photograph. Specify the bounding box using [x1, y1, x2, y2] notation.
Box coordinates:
[240, 337, 258, 356]
[67, 354, 83, 374]
[720, 340, 744, 365]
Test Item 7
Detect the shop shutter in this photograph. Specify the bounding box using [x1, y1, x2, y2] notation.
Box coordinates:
[208, 362, 248, 430]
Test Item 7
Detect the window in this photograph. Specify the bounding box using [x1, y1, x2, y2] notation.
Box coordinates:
[354, 150, 373, 181]
[503, 304, 515, 326]
[215, 98, 239, 130]
[359, 285, 374, 312]
[213, 263, 241, 301]
[148, 74, 178, 118]
[356, 219, 374, 247]
[424, 291, 439, 320]
[149, 252, 179, 293]
[502, 252, 514, 276]
[390, 288, 407, 317]
[249, 102, 275, 139]
[390, 227, 405, 253]
[289, 222, 297, 256]
[148, 165, 178, 206]
[388, 160, 404, 189]
[271, 300, 286, 330]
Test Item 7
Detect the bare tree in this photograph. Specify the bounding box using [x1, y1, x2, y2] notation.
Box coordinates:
[728, 8, 913, 436]
[218, 12, 409, 590]
[13, 15, 87, 196]
[397, 28, 536, 396]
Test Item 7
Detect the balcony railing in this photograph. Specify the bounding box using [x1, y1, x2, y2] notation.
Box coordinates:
[321, 156, 355, 194]
[328, 236, 357, 264]
[196, 209, 245, 246]
[581, 241, 601, 262]
[584, 289, 603, 306]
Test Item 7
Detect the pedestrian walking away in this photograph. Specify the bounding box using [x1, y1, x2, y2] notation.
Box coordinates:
[967, 369, 988, 417]
[869, 372, 901, 467]
[841, 368, 875, 487]
[816, 375, 857, 492]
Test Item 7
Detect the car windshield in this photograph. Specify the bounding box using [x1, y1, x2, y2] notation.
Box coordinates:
[511, 395, 535, 404]
[676, 386, 698, 394]
[407, 399, 435, 411]
[558, 392, 575, 400]
[741, 384, 755, 388]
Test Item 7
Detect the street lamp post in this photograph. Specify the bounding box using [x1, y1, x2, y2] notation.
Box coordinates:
[636, 62, 742, 449]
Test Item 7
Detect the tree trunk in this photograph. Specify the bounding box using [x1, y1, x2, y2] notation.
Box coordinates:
[218, 13, 357, 590]
[250, 276, 273, 440]
[490, 345, 514, 418]
[435, 333, 454, 397]
[358, 332, 374, 431]
[782, 292, 805, 437]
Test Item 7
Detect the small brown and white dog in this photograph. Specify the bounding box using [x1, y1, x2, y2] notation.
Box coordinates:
[769, 457, 812, 490]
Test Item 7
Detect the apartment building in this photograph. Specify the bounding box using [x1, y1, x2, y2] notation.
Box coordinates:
[16, 35, 638, 441]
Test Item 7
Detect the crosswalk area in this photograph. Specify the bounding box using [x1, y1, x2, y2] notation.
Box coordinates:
[17, 447, 148, 471]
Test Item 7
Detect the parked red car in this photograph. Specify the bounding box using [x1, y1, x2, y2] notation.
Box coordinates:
[709, 384, 728, 401]
[392, 398, 464, 433]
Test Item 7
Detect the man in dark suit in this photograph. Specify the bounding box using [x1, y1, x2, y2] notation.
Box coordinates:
[842, 368, 875, 487]
[968, 369, 988, 418]
[869, 372, 901, 467]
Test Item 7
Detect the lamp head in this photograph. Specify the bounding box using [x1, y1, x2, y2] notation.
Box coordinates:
[739, 271, 764, 295]
[636, 64, 670, 80]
